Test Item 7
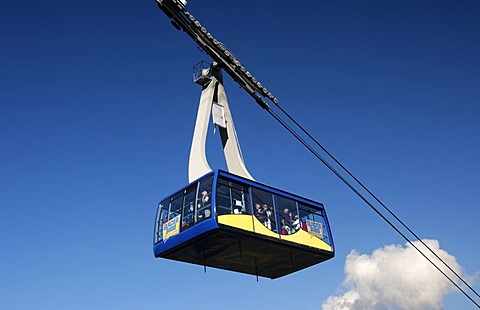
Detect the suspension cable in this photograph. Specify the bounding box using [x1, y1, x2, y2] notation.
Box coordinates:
[272, 103, 480, 300]
[266, 107, 480, 308]
[277, 104, 480, 297]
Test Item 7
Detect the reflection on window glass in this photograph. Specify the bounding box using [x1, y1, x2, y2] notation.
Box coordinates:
[169, 193, 183, 220]
[298, 203, 328, 243]
[216, 177, 251, 216]
[154, 174, 217, 243]
[155, 199, 170, 243]
[252, 188, 277, 233]
[182, 186, 197, 231]
[216, 180, 232, 215]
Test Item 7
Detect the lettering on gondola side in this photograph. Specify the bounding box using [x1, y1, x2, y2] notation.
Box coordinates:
[305, 220, 323, 238]
[163, 215, 181, 240]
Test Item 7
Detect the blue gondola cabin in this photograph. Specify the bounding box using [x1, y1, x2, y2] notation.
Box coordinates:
[153, 170, 334, 279]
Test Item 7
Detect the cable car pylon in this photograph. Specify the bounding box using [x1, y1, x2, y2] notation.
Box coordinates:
[189, 61, 254, 183]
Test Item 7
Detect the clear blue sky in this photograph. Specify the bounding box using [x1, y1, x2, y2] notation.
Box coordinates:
[1, 0, 479, 309]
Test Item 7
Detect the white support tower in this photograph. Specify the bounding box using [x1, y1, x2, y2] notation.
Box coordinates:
[188, 62, 254, 183]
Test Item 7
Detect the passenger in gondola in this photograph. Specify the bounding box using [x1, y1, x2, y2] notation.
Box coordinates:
[183, 201, 194, 227]
[265, 204, 277, 232]
[281, 208, 294, 234]
[286, 210, 295, 225]
[254, 203, 260, 216]
[282, 208, 291, 224]
[292, 215, 300, 231]
[263, 204, 272, 230]
[254, 203, 266, 224]
[281, 218, 293, 235]
[201, 191, 209, 204]
[198, 191, 211, 220]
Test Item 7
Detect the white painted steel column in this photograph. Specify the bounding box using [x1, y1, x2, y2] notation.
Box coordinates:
[188, 68, 254, 182]
[214, 77, 254, 181]
[188, 79, 215, 182]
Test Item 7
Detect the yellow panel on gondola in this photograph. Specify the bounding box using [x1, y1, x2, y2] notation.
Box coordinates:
[218, 214, 332, 252]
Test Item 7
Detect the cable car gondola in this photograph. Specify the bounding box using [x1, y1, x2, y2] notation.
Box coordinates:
[153, 63, 334, 279]
[154, 169, 334, 279]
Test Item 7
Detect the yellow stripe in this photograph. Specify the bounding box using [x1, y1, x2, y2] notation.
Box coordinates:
[217, 214, 332, 252]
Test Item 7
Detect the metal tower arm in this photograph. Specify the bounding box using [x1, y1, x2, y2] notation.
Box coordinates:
[189, 63, 254, 182]
[155, 0, 277, 111]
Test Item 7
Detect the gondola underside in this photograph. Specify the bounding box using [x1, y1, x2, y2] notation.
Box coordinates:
[157, 218, 334, 279]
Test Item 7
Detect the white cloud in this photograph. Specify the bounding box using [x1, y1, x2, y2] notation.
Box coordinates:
[322, 239, 476, 310]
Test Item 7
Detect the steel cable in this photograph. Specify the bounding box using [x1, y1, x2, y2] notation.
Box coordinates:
[266, 107, 480, 308]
